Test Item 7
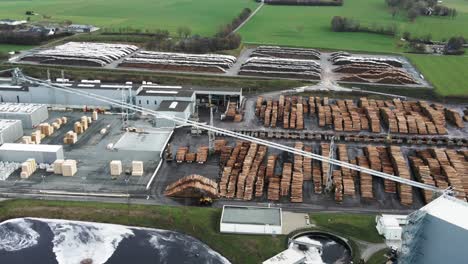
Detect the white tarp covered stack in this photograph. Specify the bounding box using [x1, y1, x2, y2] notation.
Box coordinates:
[110, 160, 123, 176]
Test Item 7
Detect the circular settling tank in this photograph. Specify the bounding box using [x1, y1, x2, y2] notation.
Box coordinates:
[290, 231, 352, 264]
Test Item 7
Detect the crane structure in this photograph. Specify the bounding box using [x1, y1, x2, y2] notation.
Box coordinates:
[12, 68, 443, 193]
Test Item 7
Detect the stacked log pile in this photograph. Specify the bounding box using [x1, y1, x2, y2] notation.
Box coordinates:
[256, 96, 305, 129]
[243, 145, 267, 200]
[445, 149, 468, 199]
[333, 170, 343, 203]
[445, 109, 464, 128]
[377, 147, 397, 193]
[281, 163, 293, 196]
[240, 56, 321, 80]
[357, 156, 373, 199]
[409, 156, 435, 204]
[176, 147, 188, 162]
[251, 46, 321, 60]
[303, 146, 313, 181]
[321, 143, 330, 188]
[164, 174, 218, 198]
[255, 165, 267, 197]
[389, 146, 413, 206]
[291, 142, 304, 202]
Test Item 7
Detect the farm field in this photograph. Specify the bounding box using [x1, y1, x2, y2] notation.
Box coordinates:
[0, 0, 258, 36]
[0, 44, 35, 53]
[406, 53, 468, 97]
[239, 0, 468, 52]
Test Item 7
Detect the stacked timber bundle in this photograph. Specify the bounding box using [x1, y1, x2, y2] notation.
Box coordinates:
[61, 160, 77, 177]
[196, 146, 209, 164]
[445, 150, 468, 199]
[244, 146, 267, 200]
[176, 147, 188, 163]
[357, 156, 373, 199]
[312, 161, 322, 193]
[219, 167, 232, 197]
[214, 139, 227, 153]
[291, 171, 303, 202]
[280, 163, 293, 196]
[419, 102, 447, 134]
[266, 155, 277, 178]
[389, 146, 412, 206]
[441, 166, 466, 200]
[63, 131, 78, 144]
[364, 106, 381, 133]
[338, 144, 355, 197]
[268, 177, 281, 201]
[185, 152, 196, 163]
[236, 143, 258, 199]
[380, 108, 398, 133]
[377, 147, 397, 193]
[120, 50, 236, 73]
[409, 156, 435, 204]
[255, 96, 263, 116]
[321, 143, 330, 188]
[309, 96, 316, 115]
[303, 146, 312, 181]
[21, 159, 37, 179]
[445, 109, 464, 128]
[255, 165, 267, 197]
[250, 46, 321, 60]
[365, 146, 382, 172]
[220, 146, 233, 165]
[225, 102, 239, 121]
[226, 169, 240, 199]
[31, 130, 41, 144]
[296, 104, 304, 129]
[164, 174, 218, 198]
[240, 57, 321, 80]
[333, 170, 343, 203]
[39, 123, 54, 136]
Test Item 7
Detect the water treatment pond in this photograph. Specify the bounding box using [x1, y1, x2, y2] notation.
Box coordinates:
[0, 218, 230, 264]
[290, 232, 352, 264]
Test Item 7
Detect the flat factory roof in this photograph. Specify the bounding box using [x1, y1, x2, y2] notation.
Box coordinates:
[0, 102, 46, 114]
[221, 205, 282, 226]
[422, 195, 468, 230]
[0, 119, 21, 132]
[0, 143, 62, 152]
[156, 100, 191, 112]
[113, 130, 172, 152]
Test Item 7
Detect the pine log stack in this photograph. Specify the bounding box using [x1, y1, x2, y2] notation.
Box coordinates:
[291, 142, 304, 202]
[333, 170, 343, 203]
[255, 165, 267, 197]
[196, 146, 209, 163]
[164, 174, 218, 198]
[214, 139, 227, 153]
[243, 145, 267, 200]
[321, 143, 330, 188]
[278, 95, 285, 120]
[420, 101, 447, 134]
[220, 146, 233, 165]
[268, 177, 281, 201]
[266, 155, 277, 178]
[236, 143, 258, 199]
[281, 163, 292, 196]
[185, 152, 196, 163]
[226, 169, 239, 198]
[296, 103, 304, 129]
[357, 156, 373, 199]
[309, 96, 316, 115]
[312, 161, 322, 193]
[441, 165, 466, 200]
[303, 145, 313, 181]
[377, 146, 397, 193]
[255, 96, 263, 116]
[445, 109, 464, 128]
[219, 167, 232, 197]
[445, 149, 468, 199]
[338, 144, 355, 197]
[389, 146, 412, 206]
[409, 156, 435, 204]
[176, 147, 188, 162]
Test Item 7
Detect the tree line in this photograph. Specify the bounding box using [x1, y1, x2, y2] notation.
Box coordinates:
[385, 0, 457, 21]
[331, 16, 396, 36]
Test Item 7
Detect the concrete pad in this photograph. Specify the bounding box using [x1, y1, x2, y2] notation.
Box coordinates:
[281, 211, 314, 234]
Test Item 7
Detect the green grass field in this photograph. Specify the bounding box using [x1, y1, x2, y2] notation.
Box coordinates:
[239, 0, 468, 52]
[0, 0, 258, 36]
[407, 54, 468, 97]
[0, 44, 35, 53]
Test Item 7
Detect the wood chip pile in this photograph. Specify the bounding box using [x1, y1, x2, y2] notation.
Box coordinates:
[120, 51, 236, 73]
[22, 42, 138, 67]
[164, 174, 218, 198]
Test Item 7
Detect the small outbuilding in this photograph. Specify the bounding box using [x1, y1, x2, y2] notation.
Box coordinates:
[220, 205, 282, 235]
[0, 143, 64, 164]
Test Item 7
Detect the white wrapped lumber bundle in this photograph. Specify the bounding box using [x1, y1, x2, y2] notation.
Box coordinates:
[357, 156, 373, 199]
[409, 156, 435, 204]
[74, 122, 84, 134]
[131, 161, 144, 176]
[219, 167, 232, 197]
[22, 42, 139, 67]
[251, 46, 321, 60]
[121, 51, 236, 73]
[21, 159, 37, 179]
[110, 160, 122, 176]
[303, 145, 312, 181]
[333, 170, 343, 203]
[377, 147, 397, 193]
[176, 147, 188, 163]
[445, 108, 464, 128]
[39, 123, 54, 136]
[321, 143, 330, 187]
[164, 174, 218, 198]
[255, 165, 267, 197]
[389, 146, 412, 206]
[280, 163, 292, 196]
[196, 146, 209, 164]
[268, 177, 281, 201]
[441, 165, 466, 200]
[62, 159, 77, 177]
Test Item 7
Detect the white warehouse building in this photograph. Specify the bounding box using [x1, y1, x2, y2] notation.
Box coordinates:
[220, 205, 282, 235]
[0, 102, 48, 128]
[0, 143, 64, 164]
[0, 119, 23, 145]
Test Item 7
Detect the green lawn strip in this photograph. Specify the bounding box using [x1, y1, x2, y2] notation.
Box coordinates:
[0, 44, 35, 53]
[405, 53, 468, 97]
[310, 213, 384, 243]
[0, 199, 284, 264]
[0, 0, 257, 36]
[366, 248, 389, 264]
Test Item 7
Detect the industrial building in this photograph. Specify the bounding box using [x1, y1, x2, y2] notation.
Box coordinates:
[113, 129, 173, 159]
[400, 195, 468, 264]
[0, 143, 64, 164]
[220, 205, 282, 235]
[0, 119, 23, 144]
[0, 102, 48, 128]
[154, 100, 192, 128]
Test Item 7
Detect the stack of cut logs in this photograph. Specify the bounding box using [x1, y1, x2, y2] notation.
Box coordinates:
[338, 144, 355, 197]
[357, 155, 373, 199]
[256, 95, 305, 130]
[176, 147, 188, 162]
[445, 109, 464, 128]
[196, 146, 209, 163]
[389, 146, 413, 206]
[164, 174, 218, 198]
[225, 102, 242, 122]
[291, 142, 304, 202]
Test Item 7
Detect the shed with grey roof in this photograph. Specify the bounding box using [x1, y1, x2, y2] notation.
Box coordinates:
[220, 205, 282, 235]
[0, 119, 23, 145]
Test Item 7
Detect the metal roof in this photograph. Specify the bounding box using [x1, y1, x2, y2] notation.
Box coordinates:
[421, 195, 468, 230]
[221, 205, 282, 226]
[0, 143, 62, 152]
[156, 100, 191, 112]
[113, 130, 172, 152]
